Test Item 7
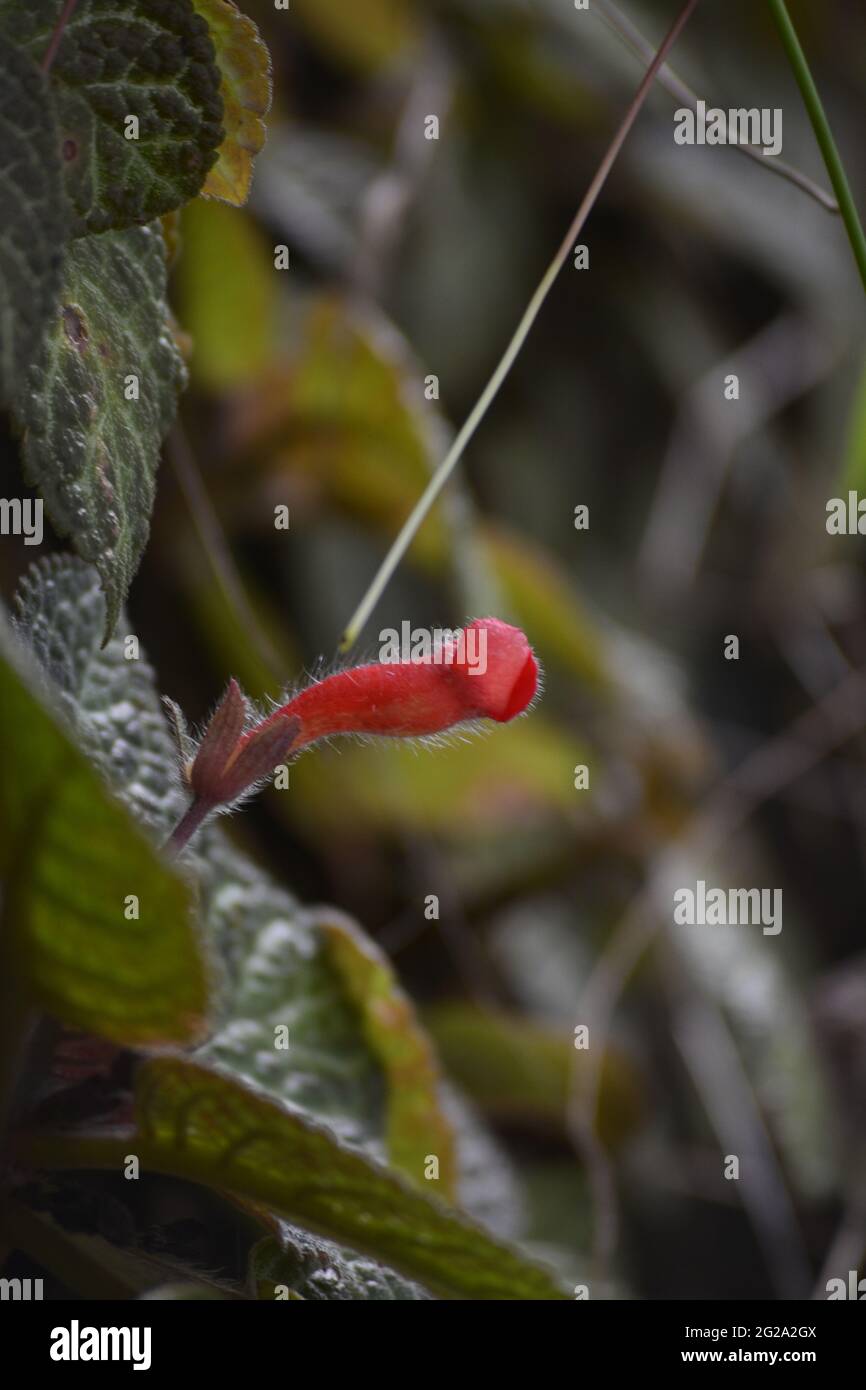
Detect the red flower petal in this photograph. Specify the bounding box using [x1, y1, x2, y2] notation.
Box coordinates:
[253, 619, 539, 750]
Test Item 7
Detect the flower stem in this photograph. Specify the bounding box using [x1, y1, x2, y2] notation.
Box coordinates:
[767, 0, 866, 292]
[164, 798, 214, 858]
[339, 0, 701, 652]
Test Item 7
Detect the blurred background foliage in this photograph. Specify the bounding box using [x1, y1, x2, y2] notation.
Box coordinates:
[4, 0, 866, 1298]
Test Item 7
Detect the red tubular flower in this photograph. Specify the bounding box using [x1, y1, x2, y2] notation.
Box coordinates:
[252, 618, 539, 751]
[166, 620, 539, 856]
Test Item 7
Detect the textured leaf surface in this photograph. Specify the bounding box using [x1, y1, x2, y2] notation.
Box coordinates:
[197, 846, 527, 1293]
[0, 615, 207, 1045]
[16, 225, 186, 642]
[14, 557, 188, 835]
[323, 913, 457, 1196]
[251, 1228, 429, 1301]
[0, 0, 224, 234]
[122, 1057, 566, 1299]
[248, 1087, 524, 1299]
[193, 0, 271, 205]
[0, 45, 66, 404]
[197, 841, 385, 1153]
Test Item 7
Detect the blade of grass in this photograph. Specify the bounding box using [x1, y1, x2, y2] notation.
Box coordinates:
[767, 0, 866, 292]
[339, 0, 701, 651]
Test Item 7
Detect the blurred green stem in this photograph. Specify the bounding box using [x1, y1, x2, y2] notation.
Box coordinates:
[340, 0, 701, 651]
[767, 0, 866, 292]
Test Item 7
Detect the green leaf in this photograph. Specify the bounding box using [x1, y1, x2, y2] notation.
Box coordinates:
[251, 1228, 429, 1301]
[16, 225, 186, 643]
[196, 840, 386, 1153]
[176, 200, 276, 389]
[196, 844, 530, 1286]
[193, 0, 272, 205]
[0, 44, 66, 405]
[0, 0, 224, 235]
[14, 556, 189, 835]
[0, 612, 208, 1046]
[197, 838, 528, 1295]
[35, 1056, 565, 1299]
[322, 913, 458, 1197]
[196, 832, 530, 1290]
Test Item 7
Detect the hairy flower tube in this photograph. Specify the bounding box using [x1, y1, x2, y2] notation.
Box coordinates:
[166, 619, 539, 855]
